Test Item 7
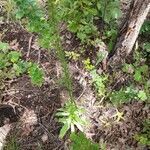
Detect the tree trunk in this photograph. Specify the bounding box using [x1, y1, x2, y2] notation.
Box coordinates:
[108, 0, 150, 69]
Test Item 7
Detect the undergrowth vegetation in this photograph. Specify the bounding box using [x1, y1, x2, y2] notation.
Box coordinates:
[0, 0, 149, 149]
[0, 41, 44, 87]
[70, 132, 99, 150]
[134, 119, 150, 147]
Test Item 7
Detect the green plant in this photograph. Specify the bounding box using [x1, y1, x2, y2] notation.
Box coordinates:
[134, 119, 150, 146]
[140, 20, 150, 34]
[14, 0, 52, 48]
[0, 0, 15, 22]
[70, 132, 99, 150]
[90, 69, 107, 97]
[14, 1, 78, 138]
[104, 27, 118, 51]
[0, 41, 44, 86]
[56, 101, 86, 139]
[144, 79, 150, 101]
[143, 42, 150, 52]
[133, 65, 148, 82]
[123, 63, 148, 83]
[82, 45, 108, 97]
[46, 0, 120, 43]
[27, 63, 44, 87]
[98, 0, 121, 24]
[46, 1, 85, 139]
[55, 42, 73, 97]
[47, 1, 73, 97]
[58, 0, 98, 42]
[122, 49, 149, 103]
[110, 86, 136, 106]
[121, 48, 149, 103]
[65, 51, 80, 61]
[122, 63, 134, 74]
[13, 0, 120, 95]
[110, 86, 148, 106]
[83, 58, 95, 71]
[137, 90, 147, 101]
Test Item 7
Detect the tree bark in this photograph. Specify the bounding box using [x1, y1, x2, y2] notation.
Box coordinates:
[108, 0, 150, 69]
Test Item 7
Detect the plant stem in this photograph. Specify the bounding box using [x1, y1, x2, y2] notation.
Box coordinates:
[47, 0, 73, 101]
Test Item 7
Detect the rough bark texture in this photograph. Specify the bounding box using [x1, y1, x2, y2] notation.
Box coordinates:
[109, 0, 150, 69]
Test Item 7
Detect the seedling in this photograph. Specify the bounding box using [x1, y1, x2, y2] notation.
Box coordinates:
[56, 101, 86, 139]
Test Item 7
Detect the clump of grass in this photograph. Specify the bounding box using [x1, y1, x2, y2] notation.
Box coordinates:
[4, 135, 19, 150]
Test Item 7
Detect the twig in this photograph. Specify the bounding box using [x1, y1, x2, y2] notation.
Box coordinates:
[38, 49, 41, 64]
[26, 36, 33, 60]
[76, 87, 86, 101]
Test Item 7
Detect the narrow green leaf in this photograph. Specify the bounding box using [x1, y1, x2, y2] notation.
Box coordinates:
[59, 123, 70, 139]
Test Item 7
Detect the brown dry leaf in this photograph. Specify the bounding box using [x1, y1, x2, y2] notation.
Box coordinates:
[41, 132, 48, 143]
[21, 109, 37, 125]
[9, 39, 19, 50]
[20, 109, 37, 136]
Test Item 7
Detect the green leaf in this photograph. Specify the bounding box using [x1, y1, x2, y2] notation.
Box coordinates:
[110, 86, 138, 106]
[122, 64, 134, 74]
[96, 51, 107, 66]
[68, 21, 78, 32]
[59, 123, 70, 139]
[140, 65, 148, 74]
[28, 63, 44, 86]
[55, 112, 69, 116]
[70, 132, 99, 150]
[143, 42, 150, 52]
[77, 32, 87, 42]
[134, 70, 142, 82]
[140, 20, 150, 34]
[0, 54, 10, 69]
[97, 2, 101, 10]
[111, 7, 121, 19]
[137, 90, 147, 101]
[16, 10, 25, 19]
[8, 51, 21, 63]
[0, 42, 9, 52]
[58, 118, 68, 123]
[13, 61, 28, 76]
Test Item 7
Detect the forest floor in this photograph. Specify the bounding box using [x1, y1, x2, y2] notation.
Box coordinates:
[0, 21, 149, 150]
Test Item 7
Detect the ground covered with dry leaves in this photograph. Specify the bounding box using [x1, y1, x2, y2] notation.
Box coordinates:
[0, 21, 149, 150]
[0, 0, 150, 148]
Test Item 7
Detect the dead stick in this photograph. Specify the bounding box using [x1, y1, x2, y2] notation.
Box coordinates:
[26, 36, 33, 60]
